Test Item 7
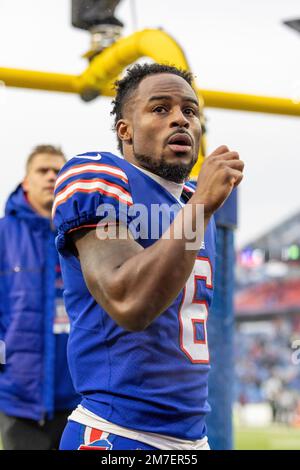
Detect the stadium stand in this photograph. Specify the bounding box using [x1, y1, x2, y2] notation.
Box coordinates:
[235, 210, 300, 426]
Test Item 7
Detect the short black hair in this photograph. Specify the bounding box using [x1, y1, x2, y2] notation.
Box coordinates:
[111, 63, 194, 153]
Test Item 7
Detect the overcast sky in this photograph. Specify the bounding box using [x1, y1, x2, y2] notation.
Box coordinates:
[0, 0, 300, 247]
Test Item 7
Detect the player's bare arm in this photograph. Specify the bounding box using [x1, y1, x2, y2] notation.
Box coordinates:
[72, 145, 244, 332]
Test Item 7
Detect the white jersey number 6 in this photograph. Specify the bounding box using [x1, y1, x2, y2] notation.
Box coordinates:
[178, 257, 212, 363]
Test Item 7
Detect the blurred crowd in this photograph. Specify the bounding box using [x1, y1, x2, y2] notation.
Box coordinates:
[235, 316, 300, 425]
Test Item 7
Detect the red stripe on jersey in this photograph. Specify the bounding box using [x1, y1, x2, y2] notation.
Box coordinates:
[68, 224, 99, 234]
[55, 163, 128, 189]
[52, 177, 133, 216]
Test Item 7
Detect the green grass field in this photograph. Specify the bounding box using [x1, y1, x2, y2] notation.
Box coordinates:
[235, 425, 300, 450]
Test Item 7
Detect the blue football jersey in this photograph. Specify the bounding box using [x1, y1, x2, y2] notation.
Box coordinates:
[53, 152, 216, 440]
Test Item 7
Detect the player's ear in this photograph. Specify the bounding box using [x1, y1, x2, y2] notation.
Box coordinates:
[116, 119, 133, 146]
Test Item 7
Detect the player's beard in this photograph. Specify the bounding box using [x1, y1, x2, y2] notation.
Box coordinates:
[133, 151, 195, 183]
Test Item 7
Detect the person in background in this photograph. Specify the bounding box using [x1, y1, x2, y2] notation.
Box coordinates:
[0, 145, 79, 450]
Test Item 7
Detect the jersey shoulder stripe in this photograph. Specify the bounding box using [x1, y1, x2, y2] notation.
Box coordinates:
[55, 163, 128, 189]
[52, 178, 133, 217]
[52, 153, 132, 218]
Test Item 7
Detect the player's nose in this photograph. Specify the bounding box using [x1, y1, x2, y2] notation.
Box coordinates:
[47, 169, 58, 182]
[170, 107, 189, 128]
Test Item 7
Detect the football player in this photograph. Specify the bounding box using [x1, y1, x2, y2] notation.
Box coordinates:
[53, 63, 244, 450]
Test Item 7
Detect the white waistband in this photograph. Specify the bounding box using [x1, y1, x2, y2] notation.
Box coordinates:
[69, 405, 209, 451]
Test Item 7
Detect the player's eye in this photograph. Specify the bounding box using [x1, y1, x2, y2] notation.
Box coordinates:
[153, 106, 168, 114]
[184, 108, 196, 116]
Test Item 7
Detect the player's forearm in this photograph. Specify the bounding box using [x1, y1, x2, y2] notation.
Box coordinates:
[105, 199, 210, 330]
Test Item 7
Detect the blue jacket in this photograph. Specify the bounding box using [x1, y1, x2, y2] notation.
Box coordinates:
[0, 185, 79, 421]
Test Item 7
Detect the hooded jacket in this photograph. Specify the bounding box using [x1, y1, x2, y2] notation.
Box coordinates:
[0, 185, 79, 421]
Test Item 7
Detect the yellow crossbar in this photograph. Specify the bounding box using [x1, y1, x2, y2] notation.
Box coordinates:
[1, 29, 299, 117]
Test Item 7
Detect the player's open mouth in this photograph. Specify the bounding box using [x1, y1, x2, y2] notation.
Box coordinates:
[167, 133, 192, 153]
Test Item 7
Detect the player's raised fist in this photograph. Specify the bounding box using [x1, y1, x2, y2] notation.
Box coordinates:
[193, 145, 244, 216]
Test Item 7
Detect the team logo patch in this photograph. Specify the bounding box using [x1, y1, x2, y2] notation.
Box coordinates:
[78, 427, 113, 450]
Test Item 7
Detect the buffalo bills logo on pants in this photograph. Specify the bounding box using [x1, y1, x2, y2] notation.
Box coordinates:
[78, 427, 113, 450]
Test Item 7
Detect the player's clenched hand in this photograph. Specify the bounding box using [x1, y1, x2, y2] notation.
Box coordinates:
[193, 145, 244, 216]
